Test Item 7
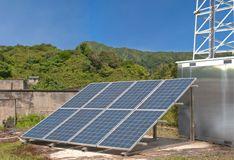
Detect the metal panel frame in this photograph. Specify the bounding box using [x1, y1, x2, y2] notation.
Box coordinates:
[36, 81, 137, 148]
[127, 78, 196, 151]
[21, 83, 99, 137]
[67, 81, 137, 142]
[98, 78, 196, 151]
[42, 83, 112, 139]
[23, 81, 133, 139]
[96, 80, 165, 148]
[22, 78, 196, 151]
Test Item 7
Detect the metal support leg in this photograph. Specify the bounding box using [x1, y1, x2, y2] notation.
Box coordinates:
[121, 152, 129, 156]
[81, 147, 88, 152]
[49, 143, 55, 148]
[14, 99, 17, 126]
[153, 124, 157, 140]
[190, 87, 195, 141]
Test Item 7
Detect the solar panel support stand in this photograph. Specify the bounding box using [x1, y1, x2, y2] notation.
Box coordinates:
[121, 151, 130, 157]
[19, 138, 28, 144]
[174, 102, 184, 106]
[81, 147, 88, 152]
[48, 143, 55, 148]
[152, 124, 157, 140]
[22, 79, 196, 152]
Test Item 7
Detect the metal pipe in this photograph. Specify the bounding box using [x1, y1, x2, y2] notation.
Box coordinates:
[190, 87, 195, 141]
[209, 0, 215, 58]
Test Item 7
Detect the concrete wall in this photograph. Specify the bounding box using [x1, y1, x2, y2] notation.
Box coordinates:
[0, 80, 25, 90]
[0, 91, 77, 124]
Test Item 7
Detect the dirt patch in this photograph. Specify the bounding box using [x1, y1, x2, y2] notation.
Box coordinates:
[48, 141, 234, 160]
[11, 143, 61, 160]
[147, 126, 179, 139]
[3, 128, 232, 160]
[2, 139, 233, 160]
[0, 130, 20, 142]
[14, 144, 50, 157]
[133, 141, 234, 160]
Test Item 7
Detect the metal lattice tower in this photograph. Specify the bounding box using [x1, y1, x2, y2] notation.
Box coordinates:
[193, 0, 234, 59]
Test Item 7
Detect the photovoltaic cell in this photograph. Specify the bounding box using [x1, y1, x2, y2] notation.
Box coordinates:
[99, 111, 163, 149]
[139, 79, 194, 110]
[62, 83, 109, 108]
[23, 109, 76, 139]
[84, 82, 133, 108]
[110, 81, 161, 109]
[46, 109, 102, 141]
[22, 78, 195, 151]
[71, 110, 130, 145]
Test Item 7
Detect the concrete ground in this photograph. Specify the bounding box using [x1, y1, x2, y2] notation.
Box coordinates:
[45, 137, 211, 160]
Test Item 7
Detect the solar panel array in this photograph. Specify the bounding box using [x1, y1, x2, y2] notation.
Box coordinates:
[22, 78, 195, 151]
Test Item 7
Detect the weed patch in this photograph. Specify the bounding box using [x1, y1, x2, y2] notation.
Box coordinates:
[0, 141, 49, 160]
[16, 114, 45, 130]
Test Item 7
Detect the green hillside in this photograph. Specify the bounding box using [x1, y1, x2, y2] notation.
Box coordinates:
[0, 42, 192, 90]
[85, 41, 192, 70]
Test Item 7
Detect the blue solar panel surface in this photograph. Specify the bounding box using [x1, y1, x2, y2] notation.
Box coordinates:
[46, 109, 101, 141]
[110, 81, 161, 109]
[139, 79, 194, 110]
[23, 109, 76, 139]
[71, 110, 130, 145]
[84, 82, 133, 109]
[99, 111, 163, 149]
[23, 78, 195, 151]
[62, 83, 109, 108]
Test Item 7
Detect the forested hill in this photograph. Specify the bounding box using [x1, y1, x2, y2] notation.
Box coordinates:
[0, 42, 192, 90]
[85, 41, 192, 70]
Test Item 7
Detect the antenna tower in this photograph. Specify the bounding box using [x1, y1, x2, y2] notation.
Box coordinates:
[193, 0, 234, 59]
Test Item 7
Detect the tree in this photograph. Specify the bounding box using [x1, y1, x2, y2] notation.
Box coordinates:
[78, 43, 92, 56]
[0, 62, 12, 78]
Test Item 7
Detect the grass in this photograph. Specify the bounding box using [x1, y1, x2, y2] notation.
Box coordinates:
[0, 125, 4, 131]
[1, 114, 46, 131]
[0, 114, 48, 159]
[16, 114, 46, 130]
[161, 105, 178, 127]
[0, 142, 48, 160]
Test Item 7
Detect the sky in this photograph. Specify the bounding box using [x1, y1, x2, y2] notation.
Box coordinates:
[0, 0, 195, 51]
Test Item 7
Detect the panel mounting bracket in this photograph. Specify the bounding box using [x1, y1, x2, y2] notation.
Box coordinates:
[174, 102, 184, 106]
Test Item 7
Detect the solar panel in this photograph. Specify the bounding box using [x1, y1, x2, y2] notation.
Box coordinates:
[22, 78, 196, 151]
[84, 82, 133, 109]
[46, 109, 102, 141]
[71, 110, 130, 145]
[23, 109, 76, 139]
[139, 79, 194, 110]
[99, 111, 163, 149]
[62, 83, 109, 108]
[110, 81, 161, 109]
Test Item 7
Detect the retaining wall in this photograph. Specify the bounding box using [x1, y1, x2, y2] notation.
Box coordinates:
[0, 90, 77, 124]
